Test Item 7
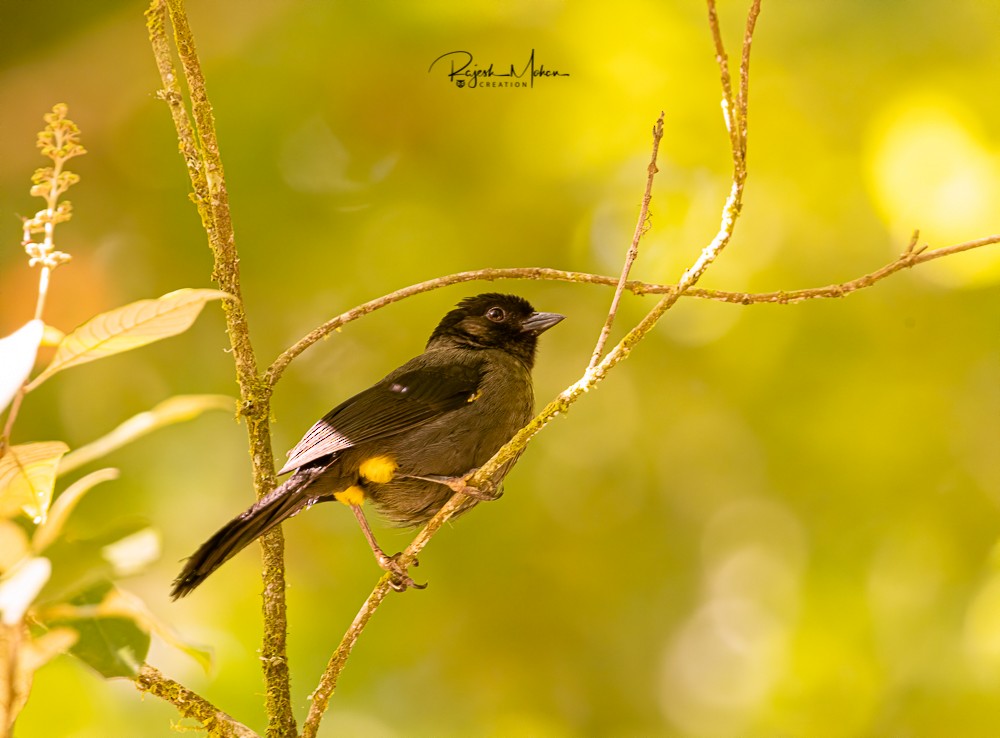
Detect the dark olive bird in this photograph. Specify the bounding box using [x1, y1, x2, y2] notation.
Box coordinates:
[171, 293, 563, 598]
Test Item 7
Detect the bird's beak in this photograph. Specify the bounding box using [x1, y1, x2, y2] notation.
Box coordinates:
[521, 311, 565, 334]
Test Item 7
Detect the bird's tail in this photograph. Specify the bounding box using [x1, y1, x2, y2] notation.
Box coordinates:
[171, 470, 322, 599]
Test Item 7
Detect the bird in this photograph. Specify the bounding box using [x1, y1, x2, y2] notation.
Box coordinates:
[171, 293, 564, 598]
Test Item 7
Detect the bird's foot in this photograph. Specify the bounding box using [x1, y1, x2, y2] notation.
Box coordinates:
[377, 551, 427, 592]
[351, 503, 426, 591]
[406, 469, 502, 501]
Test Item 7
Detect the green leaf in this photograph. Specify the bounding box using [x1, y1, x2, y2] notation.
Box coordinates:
[35, 519, 150, 606]
[59, 394, 233, 475]
[26, 289, 227, 390]
[60, 614, 150, 679]
[43, 583, 158, 679]
[0, 442, 69, 523]
[32, 468, 120, 552]
[40, 583, 210, 676]
[98, 587, 212, 673]
[0, 320, 44, 413]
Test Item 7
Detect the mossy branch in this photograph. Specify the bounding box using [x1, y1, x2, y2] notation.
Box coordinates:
[145, 1, 294, 736]
[135, 665, 259, 738]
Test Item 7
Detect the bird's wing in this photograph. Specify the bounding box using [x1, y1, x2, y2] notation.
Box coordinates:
[278, 360, 483, 474]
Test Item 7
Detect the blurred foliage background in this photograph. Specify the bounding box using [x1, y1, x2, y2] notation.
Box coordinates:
[1, 0, 999, 736]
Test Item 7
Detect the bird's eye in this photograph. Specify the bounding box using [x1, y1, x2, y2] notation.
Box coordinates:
[485, 307, 506, 322]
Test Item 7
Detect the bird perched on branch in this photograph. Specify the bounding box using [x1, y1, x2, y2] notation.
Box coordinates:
[171, 293, 564, 598]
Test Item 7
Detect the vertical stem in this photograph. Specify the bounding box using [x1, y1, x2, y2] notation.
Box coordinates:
[6, 110, 78, 451]
[31, 128, 65, 324]
[1, 392, 25, 452]
[33, 268, 50, 321]
[588, 113, 665, 369]
[147, 2, 295, 735]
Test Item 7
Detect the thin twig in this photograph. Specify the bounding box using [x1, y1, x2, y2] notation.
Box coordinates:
[301, 586, 392, 737]
[301, 476, 476, 737]
[737, 0, 761, 155]
[707, 0, 740, 162]
[135, 665, 259, 738]
[588, 112, 665, 370]
[264, 231, 998, 390]
[146, 2, 294, 736]
[0, 390, 24, 452]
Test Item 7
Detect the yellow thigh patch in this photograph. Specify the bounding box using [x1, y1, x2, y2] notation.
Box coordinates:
[334, 485, 366, 506]
[359, 455, 398, 484]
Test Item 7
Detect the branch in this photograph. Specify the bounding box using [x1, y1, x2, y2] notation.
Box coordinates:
[135, 665, 259, 738]
[685, 232, 999, 304]
[588, 112, 665, 369]
[301, 585, 393, 737]
[266, 231, 998, 391]
[145, 2, 294, 736]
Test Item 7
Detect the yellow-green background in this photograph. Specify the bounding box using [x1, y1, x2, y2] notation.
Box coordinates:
[1, 0, 998, 735]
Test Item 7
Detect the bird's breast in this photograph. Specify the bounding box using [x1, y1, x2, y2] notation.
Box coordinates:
[390, 351, 533, 476]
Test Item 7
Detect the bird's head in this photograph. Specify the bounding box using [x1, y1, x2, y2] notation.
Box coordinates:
[427, 293, 564, 369]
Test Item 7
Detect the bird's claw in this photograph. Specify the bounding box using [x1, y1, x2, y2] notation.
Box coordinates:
[380, 552, 427, 592]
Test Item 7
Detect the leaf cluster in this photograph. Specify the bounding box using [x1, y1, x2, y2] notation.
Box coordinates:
[0, 107, 226, 734]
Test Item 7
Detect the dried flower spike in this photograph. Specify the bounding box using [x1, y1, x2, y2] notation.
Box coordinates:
[19, 104, 86, 321]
